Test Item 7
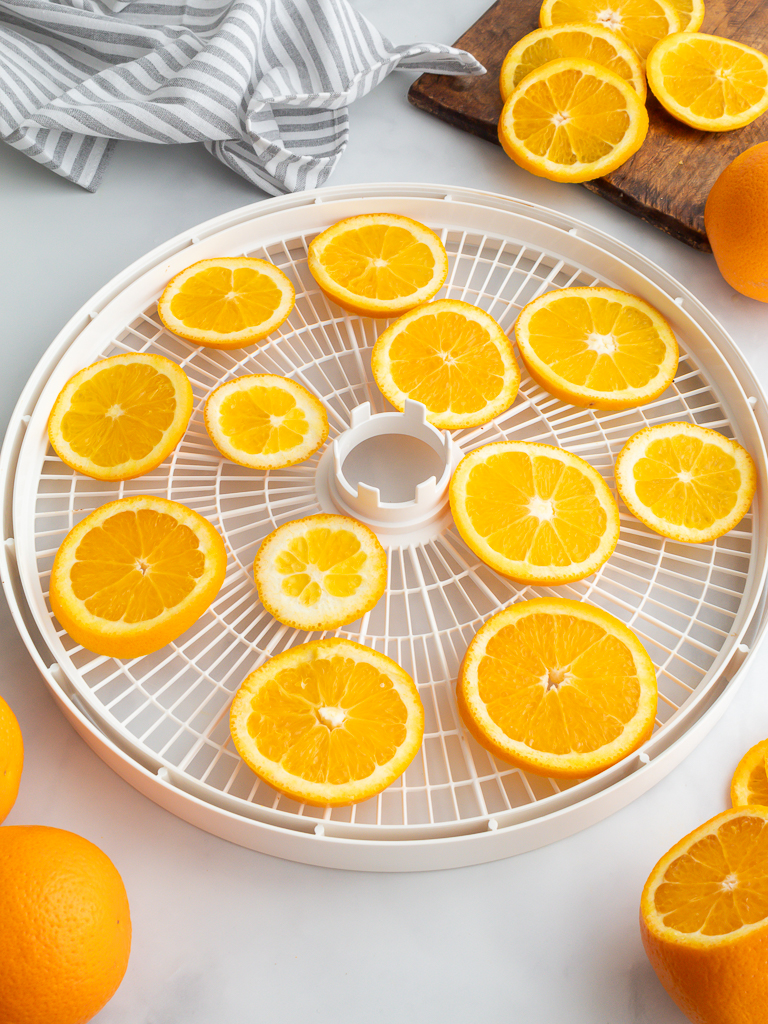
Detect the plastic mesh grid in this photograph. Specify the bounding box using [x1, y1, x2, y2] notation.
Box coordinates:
[26, 227, 752, 832]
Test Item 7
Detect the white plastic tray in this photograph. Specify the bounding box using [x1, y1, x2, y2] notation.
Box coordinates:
[2, 183, 767, 872]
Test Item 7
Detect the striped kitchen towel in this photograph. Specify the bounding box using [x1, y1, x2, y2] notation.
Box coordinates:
[0, 0, 484, 192]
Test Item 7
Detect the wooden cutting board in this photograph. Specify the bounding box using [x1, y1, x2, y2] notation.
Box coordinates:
[408, 1, 768, 250]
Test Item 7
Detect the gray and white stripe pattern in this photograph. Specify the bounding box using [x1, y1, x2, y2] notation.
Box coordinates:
[0, 0, 484, 192]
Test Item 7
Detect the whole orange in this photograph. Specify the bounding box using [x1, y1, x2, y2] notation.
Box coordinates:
[0, 694, 23, 823]
[705, 142, 768, 302]
[0, 826, 131, 1024]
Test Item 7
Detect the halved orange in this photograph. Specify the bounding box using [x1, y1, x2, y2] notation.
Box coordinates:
[157, 257, 295, 349]
[731, 738, 768, 808]
[540, 0, 682, 64]
[500, 23, 646, 101]
[253, 514, 387, 631]
[615, 422, 757, 542]
[647, 33, 768, 131]
[450, 441, 620, 585]
[48, 353, 193, 481]
[307, 213, 448, 318]
[498, 58, 649, 184]
[458, 597, 657, 778]
[50, 496, 227, 658]
[230, 638, 424, 806]
[641, 807, 768, 1024]
[514, 287, 679, 410]
[371, 299, 520, 429]
[205, 375, 328, 470]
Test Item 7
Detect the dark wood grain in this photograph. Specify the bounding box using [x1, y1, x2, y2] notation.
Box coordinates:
[408, 0, 768, 250]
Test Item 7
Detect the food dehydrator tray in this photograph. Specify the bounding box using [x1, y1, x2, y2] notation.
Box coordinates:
[2, 183, 767, 872]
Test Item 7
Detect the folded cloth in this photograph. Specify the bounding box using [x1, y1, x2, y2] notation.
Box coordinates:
[0, 0, 484, 192]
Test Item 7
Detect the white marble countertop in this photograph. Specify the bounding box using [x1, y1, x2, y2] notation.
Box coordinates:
[2, 2, 768, 1021]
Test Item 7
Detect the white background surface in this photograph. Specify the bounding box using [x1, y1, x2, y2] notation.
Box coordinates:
[2, 1, 768, 1021]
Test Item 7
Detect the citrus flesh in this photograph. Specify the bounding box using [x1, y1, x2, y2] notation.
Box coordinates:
[371, 299, 520, 429]
[705, 142, 768, 302]
[205, 374, 328, 470]
[307, 213, 449, 318]
[47, 353, 193, 481]
[731, 738, 768, 808]
[230, 638, 424, 806]
[500, 23, 646, 101]
[157, 257, 295, 348]
[0, 695, 23, 824]
[0, 825, 131, 1024]
[514, 287, 679, 409]
[540, 0, 681, 64]
[647, 33, 768, 131]
[498, 58, 649, 183]
[449, 441, 620, 585]
[254, 514, 387, 631]
[615, 422, 756, 542]
[50, 495, 227, 658]
[669, 0, 705, 32]
[641, 807, 768, 1024]
[458, 597, 657, 778]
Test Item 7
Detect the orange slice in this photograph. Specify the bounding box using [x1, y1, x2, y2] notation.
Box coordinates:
[647, 33, 768, 131]
[253, 514, 387, 631]
[670, 0, 705, 32]
[450, 441, 620, 585]
[640, 807, 768, 1024]
[371, 299, 520, 429]
[50, 496, 227, 659]
[514, 287, 679, 410]
[615, 422, 757, 543]
[47, 353, 193, 481]
[500, 23, 646, 101]
[229, 638, 424, 806]
[540, 0, 682, 64]
[731, 738, 768, 808]
[498, 58, 649, 183]
[458, 597, 657, 778]
[0, 696, 23, 825]
[157, 257, 295, 349]
[307, 213, 448, 318]
[205, 375, 328, 470]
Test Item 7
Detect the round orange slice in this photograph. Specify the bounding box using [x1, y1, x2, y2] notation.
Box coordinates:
[615, 422, 757, 543]
[47, 353, 193, 481]
[500, 23, 646, 101]
[371, 299, 520, 429]
[669, 0, 705, 32]
[640, 807, 768, 1024]
[307, 213, 448, 318]
[539, 0, 682, 64]
[449, 441, 620, 585]
[230, 638, 424, 806]
[498, 58, 649, 184]
[647, 33, 768, 132]
[731, 738, 768, 808]
[458, 597, 657, 778]
[514, 287, 679, 410]
[205, 375, 328, 470]
[157, 257, 295, 349]
[253, 514, 387, 631]
[50, 496, 227, 659]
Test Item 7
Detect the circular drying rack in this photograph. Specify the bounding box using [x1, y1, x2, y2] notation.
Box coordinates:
[2, 183, 767, 872]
